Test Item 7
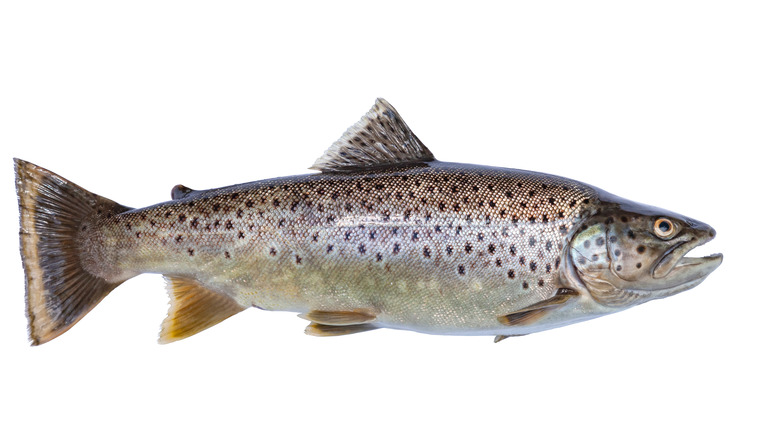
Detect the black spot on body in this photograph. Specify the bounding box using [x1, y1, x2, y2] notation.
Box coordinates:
[508, 270, 515, 279]
[458, 265, 466, 275]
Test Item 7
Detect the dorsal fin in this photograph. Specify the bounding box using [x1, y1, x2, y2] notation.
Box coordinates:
[311, 98, 435, 172]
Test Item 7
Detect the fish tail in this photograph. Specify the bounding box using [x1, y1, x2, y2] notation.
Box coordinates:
[15, 159, 132, 345]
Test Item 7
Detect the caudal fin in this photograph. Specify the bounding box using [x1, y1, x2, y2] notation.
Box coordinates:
[15, 159, 132, 345]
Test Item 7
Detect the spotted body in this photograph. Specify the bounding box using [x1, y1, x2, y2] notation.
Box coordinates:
[15, 99, 722, 345]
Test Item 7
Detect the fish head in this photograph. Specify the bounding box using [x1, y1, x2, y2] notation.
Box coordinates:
[566, 195, 723, 308]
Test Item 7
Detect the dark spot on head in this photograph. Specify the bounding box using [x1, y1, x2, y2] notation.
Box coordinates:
[596, 237, 605, 246]
[584, 240, 591, 249]
[616, 265, 622, 271]
[636, 262, 642, 269]
[637, 245, 646, 254]
[628, 230, 636, 239]
[621, 216, 628, 223]
[609, 235, 618, 243]
[591, 254, 599, 261]
[614, 249, 621, 257]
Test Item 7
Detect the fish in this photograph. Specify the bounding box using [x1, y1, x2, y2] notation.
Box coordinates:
[15, 98, 723, 345]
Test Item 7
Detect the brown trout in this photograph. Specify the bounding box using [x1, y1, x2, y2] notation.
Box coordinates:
[15, 98, 722, 345]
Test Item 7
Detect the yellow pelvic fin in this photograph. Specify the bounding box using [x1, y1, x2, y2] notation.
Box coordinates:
[498, 289, 579, 327]
[159, 276, 246, 344]
[299, 309, 376, 326]
[304, 322, 377, 337]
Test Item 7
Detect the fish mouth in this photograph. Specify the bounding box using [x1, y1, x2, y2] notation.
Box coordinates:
[651, 235, 723, 288]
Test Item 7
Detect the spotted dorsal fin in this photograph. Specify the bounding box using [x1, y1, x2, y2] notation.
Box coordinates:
[311, 98, 435, 173]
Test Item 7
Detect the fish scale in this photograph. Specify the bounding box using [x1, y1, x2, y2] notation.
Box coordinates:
[15, 98, 722, 344]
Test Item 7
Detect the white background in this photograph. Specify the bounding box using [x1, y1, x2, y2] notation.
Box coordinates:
[1, 2, 778, 437]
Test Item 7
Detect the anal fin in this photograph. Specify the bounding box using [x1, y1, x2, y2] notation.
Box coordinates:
[160, 276, 246, 344]
[299, 309, 376, 326]
[498, 289, 579, 327]
[304, 322, 377, 337]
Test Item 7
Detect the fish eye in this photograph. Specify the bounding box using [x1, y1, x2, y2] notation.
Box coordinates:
[653, 218, 676, 238]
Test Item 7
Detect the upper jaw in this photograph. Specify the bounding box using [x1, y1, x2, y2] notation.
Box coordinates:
[651, 231, 723, 286]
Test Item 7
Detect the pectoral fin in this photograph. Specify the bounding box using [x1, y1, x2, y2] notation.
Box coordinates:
[159, 276, 246, 344]
[493, 334, 527, 343]
[498, 289, 579, 327]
